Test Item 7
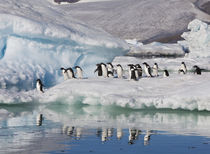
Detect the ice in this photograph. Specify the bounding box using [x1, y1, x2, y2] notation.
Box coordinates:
[127, 42, 185, 57]
[178, 19, 210, 58]
[0, 13, 128, 89]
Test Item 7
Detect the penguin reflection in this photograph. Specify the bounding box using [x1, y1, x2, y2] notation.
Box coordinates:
[117, 128, 123, 140]
[128, 128, 141, 144]
[144, 130, 152, 146]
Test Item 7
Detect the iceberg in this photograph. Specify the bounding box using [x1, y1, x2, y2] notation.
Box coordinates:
[178, 19, 210, 58]
[0, 14, 128, 89]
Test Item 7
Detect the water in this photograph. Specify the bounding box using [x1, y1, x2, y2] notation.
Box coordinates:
[0, 101, 210, 154]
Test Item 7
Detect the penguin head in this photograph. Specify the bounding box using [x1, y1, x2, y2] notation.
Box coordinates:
[107, 63, 113, 67]
[154, 63, 158, 67]
[193, 65, 199, 69]
[135, 64, 141, 68]
[181, 62, 186, 67]
[117, 64, 121, 67]
[101, 63, 106, 66]
[60, 67, 65, 70]
[143, 62, 148, 66]
[74, 66, 82, 70]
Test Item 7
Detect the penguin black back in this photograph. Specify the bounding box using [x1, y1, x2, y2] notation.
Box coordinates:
[193, 65, 201, 75]
[36, 79, 44, 93]
[94, 63, 102, 76]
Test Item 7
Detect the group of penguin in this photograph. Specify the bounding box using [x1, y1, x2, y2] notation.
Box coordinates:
[60, 66, 83, 80]
[94, 61, 202, 81]
[36, 66, 83, 93]
[36, 61, 203, 93]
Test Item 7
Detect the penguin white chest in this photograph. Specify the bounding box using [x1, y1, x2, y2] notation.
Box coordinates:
[76, 68, 83, 79]
[101, 65, 108, 77]
[36, 82, 42, 92]
[117, 67, 123, 78]
[63, 71, 69, 80]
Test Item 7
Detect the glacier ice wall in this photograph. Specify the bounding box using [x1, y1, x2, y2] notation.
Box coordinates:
[0, 14, 128, 89]
[178, 19, 210, 58]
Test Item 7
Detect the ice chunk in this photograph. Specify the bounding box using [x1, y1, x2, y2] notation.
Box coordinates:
[127, 41, 185, 57]
[178, 19, 210, 58]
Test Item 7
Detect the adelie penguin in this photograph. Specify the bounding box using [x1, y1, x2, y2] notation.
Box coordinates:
[107, 62, 114, 78]
[178, 62, 187, 74]
[36, 79, 44, 93]
[107, 62, 114, 74]
[129, 65, 137, 81]
[94, 63, 102, 76]
[128, 64, 135, 80]
[67, 67, 75, 79]
[75, 66, 83, 79]
[163, 70, 169, 77]
[193, 65, 202, 75]
[152, 63, 159, 77]
[101, 63, 108, 77]
[135, 64, 142, 78]
[60, 67, 69, 80]
[143, 62, 153, 77]
[116, 64, 123, 78]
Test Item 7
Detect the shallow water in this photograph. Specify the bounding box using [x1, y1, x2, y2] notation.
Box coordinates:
[1, 101, 210, 154]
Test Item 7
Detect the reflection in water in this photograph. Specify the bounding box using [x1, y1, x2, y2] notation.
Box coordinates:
[1, 102, 210, 153]
[144, 130, 152, 145]
[128, 128, 141, 144]
[117, 128, 123, 140]
[36, 114, 43, 126]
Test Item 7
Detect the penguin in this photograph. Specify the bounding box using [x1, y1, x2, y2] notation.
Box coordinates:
[178, 62, 187, 74]
[107, 63, 114, 74]
[128, 64, 135, 80]
[135, 64, 142, 78]
[101, 63, 108, 77]
[163, 70, 169, 77]
[116, 64, 123, 78]
[130, 66, 137, 81]
[193, 65, 202, 75]
[94, 63, 103, 76]
[152, 63, 159, 77]
[75, 66, 83, 79]
[143, 62, 153, 77]
[60, 67, 69, 80]
[36, 79, 44, 93]
[67, 67, 75, 79]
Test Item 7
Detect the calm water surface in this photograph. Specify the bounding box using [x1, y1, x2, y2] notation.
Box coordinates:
[0, 102, 210, 154]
